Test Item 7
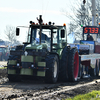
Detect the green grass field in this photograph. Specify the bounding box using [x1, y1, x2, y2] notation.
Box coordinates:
[65, 91, 100, 100]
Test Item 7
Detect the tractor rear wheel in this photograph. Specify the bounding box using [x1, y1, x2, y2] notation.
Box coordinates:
[68, 48, 79, 82]
[59, 46, 70, 81]
[45, 54, 59, 83]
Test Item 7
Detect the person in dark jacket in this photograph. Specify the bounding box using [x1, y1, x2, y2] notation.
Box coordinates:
[37, 32, 50, 43]
[86, 34, 94, 41]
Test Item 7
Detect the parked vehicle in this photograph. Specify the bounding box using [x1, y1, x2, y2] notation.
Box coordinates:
[0, 45, 9, 61]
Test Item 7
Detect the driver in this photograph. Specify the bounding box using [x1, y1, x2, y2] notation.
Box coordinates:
[38, 32, 50, 43]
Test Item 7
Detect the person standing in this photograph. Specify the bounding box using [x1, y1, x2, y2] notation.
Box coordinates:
[87, 34, 94, 41]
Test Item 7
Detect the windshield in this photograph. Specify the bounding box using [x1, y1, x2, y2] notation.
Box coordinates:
[31, 28, 50, 43]
[30, 26, 66, 50]
[29, 28, 51, 51]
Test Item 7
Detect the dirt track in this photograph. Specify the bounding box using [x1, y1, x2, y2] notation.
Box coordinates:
[0, 62, 100, 100]
[0, 71, 100, 100]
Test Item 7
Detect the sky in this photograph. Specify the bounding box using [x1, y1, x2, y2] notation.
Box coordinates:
[0, 0, 75, 42]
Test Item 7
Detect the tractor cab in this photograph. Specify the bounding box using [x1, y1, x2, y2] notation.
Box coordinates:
[16, 15, 67, 56]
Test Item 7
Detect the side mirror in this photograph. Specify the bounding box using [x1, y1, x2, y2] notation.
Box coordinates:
[61, 30, 65, 38]
[16, 28, 20, 36]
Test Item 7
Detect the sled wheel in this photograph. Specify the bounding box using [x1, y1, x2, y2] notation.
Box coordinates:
[68, 48, 79, 82]
[59, 46, 70, 81]
[89, 60, 98, 77]
[89, 67, 96, 76]
[45, 54, 59, 83]
[96, 60, 99, 76]
[78, 64, 82, 79]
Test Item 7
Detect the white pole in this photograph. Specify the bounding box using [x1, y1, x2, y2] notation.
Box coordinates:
[92, 0, 96, 26]
[92, 0, 96, 40]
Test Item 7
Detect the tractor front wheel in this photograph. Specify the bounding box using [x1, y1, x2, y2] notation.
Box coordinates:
[45, 54, 59, 83]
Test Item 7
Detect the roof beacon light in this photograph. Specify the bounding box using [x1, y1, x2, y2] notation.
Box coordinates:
[53, 22, 55, 25]
[30, 21, 35, 25]
[49, 22, 51, 25]
[63, 23, 66, 26]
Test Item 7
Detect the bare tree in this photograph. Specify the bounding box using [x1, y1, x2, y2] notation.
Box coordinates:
[62, 0, 92, 39]
[4, 25, 22, 47]
[4, 25, 16, 43]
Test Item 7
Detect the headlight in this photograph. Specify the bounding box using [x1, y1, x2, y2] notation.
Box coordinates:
[24, 51, 28, 56]
[17, 63, 20, 66]
[31, 64, 34, 67]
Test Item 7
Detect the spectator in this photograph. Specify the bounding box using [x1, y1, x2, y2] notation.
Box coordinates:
[86, 34, 94, 41]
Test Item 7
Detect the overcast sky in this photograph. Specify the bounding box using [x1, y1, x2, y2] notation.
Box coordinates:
[0, 0, 75, 41]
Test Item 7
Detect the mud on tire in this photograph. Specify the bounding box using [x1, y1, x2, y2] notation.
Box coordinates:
[45, 54, 59, 83]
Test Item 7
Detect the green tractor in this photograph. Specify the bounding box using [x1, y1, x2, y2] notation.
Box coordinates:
[7, 15, 79, 83]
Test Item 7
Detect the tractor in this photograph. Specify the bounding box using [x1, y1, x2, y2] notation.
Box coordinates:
[7, 15, 79, 83]
[0, 45, 9, 61]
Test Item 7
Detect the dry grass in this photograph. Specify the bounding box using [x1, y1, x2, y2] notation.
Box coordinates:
[0, 61, 7, 66]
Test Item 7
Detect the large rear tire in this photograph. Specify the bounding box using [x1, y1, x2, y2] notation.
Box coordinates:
[59, 46, 70, 81]
[68, 48, 79, 82]
[45, 54, 59, 83]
